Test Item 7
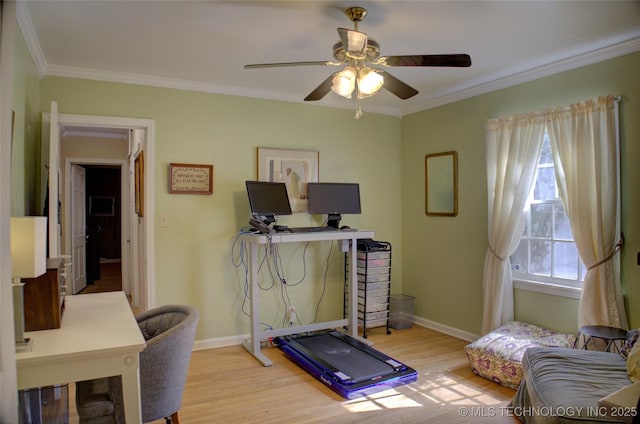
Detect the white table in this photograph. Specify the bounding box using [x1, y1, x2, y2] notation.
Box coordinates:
[16, 291, 146, 423]
[239, 229, 374, 366]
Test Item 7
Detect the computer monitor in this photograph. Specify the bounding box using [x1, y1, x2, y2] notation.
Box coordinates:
[245, 181, 292, 225]
[307, 182, 361, 228]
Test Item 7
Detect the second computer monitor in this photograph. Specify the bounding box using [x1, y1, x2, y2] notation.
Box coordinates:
[307, 182, 361, 228]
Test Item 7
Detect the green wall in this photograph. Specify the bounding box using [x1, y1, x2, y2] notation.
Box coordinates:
[11, 28, 40, 216]
[12, 21, 640, 342]
[401, 51, 640, 335]
[36, 77, 403, 341]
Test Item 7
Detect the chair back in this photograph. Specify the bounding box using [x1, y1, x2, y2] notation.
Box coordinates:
[137, 304, 199, 423]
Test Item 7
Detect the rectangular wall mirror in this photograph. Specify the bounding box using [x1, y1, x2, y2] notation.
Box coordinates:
[425, 151, 458, 216]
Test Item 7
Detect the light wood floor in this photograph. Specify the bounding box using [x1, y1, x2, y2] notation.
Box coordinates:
[79, 262, 122, 294]
[68, 324, 518, 423]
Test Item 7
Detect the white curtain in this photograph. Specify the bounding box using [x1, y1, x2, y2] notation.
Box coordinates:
[482, 114, 545, 334]
[546, 95, 627, 329]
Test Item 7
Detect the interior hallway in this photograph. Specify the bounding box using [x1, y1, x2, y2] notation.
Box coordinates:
[79, 262, 122, 294]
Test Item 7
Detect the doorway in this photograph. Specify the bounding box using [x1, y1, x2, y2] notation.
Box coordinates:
[43, 107, 156, 311]
[84, 165, 122, 291]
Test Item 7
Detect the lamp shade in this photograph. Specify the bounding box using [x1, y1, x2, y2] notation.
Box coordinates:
[11, 217, 47, 278]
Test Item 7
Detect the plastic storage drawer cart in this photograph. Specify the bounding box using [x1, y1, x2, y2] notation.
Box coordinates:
[345, 239, 392, 338]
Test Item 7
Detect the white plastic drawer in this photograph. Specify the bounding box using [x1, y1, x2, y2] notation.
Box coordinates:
[358, 318, 388, 328]
[357, 258, 391, 268]
[357, 273, 390, 283]
[357, 251, 390, 260]
[357, 281, 389, 291]
[358, 310, 389, 321]
[358, 266, 390, 276]
[358, 302, 388, 313]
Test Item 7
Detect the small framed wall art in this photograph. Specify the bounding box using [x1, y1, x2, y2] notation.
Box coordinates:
[168, 163, 214, 195]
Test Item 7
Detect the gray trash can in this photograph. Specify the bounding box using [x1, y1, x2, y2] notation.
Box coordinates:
[389, 294, 415, 329]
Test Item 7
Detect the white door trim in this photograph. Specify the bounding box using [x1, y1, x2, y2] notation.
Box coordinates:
[53, 113, 156, 311]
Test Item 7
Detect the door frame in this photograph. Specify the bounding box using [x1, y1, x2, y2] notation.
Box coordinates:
[46, 112, 156, 310]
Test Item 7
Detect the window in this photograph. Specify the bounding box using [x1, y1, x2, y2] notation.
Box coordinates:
[511, 132, 586, 291]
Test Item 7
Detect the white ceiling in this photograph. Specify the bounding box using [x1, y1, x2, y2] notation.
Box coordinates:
[18, 0, 640, 117]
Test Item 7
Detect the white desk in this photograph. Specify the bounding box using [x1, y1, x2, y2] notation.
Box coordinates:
[16, 291, 146, 423]
[239, 229, 373, 366]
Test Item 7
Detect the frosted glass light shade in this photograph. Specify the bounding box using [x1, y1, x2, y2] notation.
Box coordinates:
[358, 67, 383, 96]
[331, 67, 356, 98]
[11, 217, 47, 278]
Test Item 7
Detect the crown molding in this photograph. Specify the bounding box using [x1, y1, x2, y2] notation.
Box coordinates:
[43, 63, 400, 117]
[400, 36, 640, 117]
[16, 0, 47, 78]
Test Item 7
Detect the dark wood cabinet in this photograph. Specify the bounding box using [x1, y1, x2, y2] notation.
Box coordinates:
[23, 257, 66, 331]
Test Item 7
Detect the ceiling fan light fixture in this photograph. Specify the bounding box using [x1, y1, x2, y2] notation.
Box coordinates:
[357, 67, 383, 97]
[331, 66, 356, 98]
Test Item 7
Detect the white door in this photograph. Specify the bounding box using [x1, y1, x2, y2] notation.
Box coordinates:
[71, 164, 87, 293]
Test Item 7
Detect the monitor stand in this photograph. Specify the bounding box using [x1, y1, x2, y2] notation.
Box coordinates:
[249, 214, 275, 234]
[327, 214, 342, 229]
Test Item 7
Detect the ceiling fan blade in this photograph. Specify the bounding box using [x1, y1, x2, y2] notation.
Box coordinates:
[378, 70, 419, 99]
[337, 27, 368, 58]
[244, 61, 340, 69]
[304, 74, 335, 101]
[375, 54, 472, 67]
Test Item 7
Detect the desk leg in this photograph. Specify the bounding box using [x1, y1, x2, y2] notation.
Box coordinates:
[347, 238, 358, 338]
[121, 354, 142, 423]
[242, 242, 273, 366]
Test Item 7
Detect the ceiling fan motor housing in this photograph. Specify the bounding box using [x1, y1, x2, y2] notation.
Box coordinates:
[332, 39, 380, 62]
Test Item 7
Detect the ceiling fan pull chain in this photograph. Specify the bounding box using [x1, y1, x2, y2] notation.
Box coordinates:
[354, 85, 363, 120]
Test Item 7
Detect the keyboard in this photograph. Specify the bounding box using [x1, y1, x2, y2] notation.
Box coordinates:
[287, 226, 336, 233]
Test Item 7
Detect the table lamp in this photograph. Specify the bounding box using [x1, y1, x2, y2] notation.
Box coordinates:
[11, 216, 47, 352]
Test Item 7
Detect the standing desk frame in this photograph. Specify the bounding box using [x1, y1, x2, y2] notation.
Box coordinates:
[240, 230, 373, 366]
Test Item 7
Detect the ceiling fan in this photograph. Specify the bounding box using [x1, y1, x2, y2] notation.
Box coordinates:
[244, 6, 472, 119]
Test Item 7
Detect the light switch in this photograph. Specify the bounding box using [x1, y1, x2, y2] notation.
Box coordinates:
[159, 214, 169, 228]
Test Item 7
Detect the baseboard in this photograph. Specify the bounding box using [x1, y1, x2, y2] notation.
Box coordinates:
[193, 334, 247, 351]
[192, 317, 480, 351]
[412, 316, 479, 342]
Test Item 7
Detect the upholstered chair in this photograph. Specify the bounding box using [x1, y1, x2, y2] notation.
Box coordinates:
[76, 304, 199, 424]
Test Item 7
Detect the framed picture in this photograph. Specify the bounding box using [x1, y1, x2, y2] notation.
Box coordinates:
[168, 163, 213, 195]
[425, 151, 458, 216]
[134, 151, 145, 217]
[257, 147, 319, 213]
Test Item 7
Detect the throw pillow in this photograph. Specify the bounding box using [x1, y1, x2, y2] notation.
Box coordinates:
[621, 328, 640, 359]
[626, 339, 640, 382]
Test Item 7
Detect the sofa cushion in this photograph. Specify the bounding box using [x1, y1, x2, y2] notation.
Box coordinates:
[620, 328, 640, 359]
[465, 321, 575, 389]
[512, 347, 630, 423]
